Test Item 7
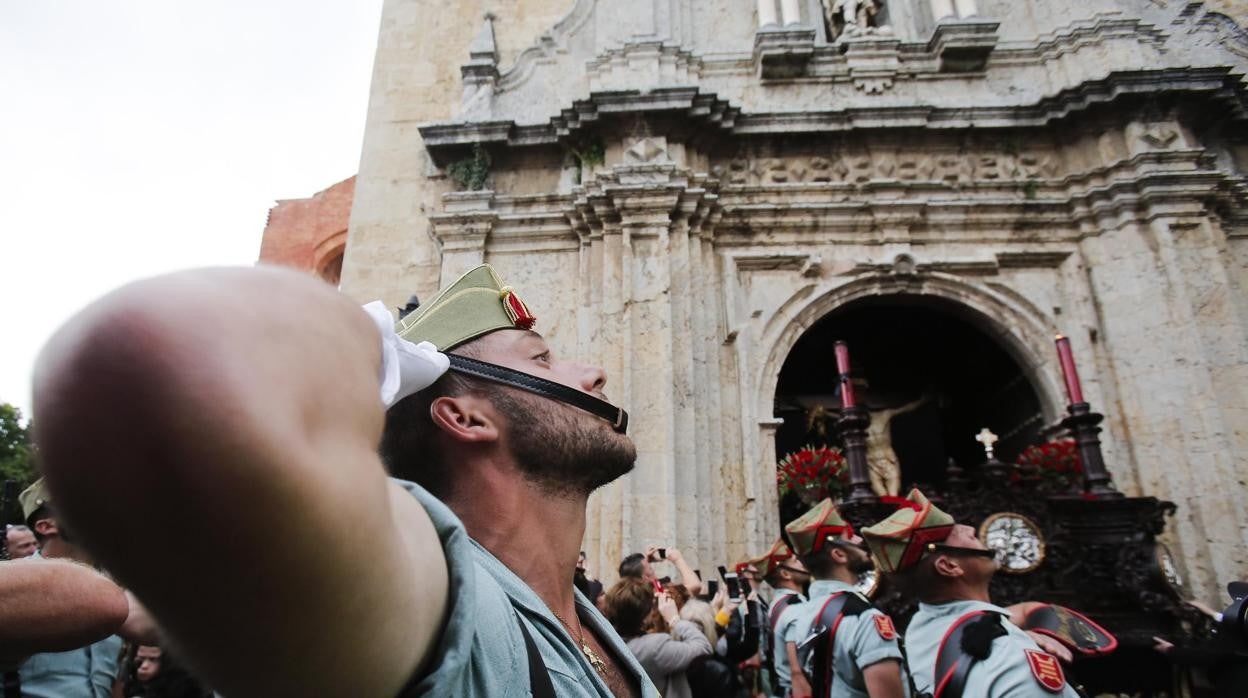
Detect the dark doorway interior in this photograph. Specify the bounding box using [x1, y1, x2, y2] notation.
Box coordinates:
[773, 296, 1044, 521]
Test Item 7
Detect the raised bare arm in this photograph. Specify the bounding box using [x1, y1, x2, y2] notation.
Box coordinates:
[0, 558, 128, 658]
[32, 267, 446, 698]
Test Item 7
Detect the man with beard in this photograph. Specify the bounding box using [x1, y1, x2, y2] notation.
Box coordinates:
[31, 264, 656, 697]
[780, 499, 904, 698]
[861, 489, 1078, 698]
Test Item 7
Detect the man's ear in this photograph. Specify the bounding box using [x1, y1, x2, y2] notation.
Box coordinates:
[429, 394, 501, 444]
[932, 554, 963, 579]
[829, 546, 850, 565]
[32, 518, 58, 538]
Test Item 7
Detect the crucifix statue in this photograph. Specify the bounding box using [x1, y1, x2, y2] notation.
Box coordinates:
[865, 393, 928, 496]
[975, 427, 998, 460]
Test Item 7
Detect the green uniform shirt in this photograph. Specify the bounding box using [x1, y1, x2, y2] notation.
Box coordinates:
[906, 600, 1080, 698]
[395, 479, 660, 697]
[769, 588, 806, 694]
[784, 580, 904, 698]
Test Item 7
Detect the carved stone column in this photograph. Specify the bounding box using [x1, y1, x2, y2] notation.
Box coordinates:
[429, 191, 495, 282]
[780, 0, 802, 25]
[758, 0, 780, 27]
[953, 0, 978, 18]
[930, 0, 955, 22]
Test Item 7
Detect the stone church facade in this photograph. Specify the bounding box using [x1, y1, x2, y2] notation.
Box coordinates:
[327, 0, 1248, 598]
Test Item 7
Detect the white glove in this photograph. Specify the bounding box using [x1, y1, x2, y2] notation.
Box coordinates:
[362, 301, 450, 407]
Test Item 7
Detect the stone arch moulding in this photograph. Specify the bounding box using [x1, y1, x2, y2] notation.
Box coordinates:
[752, 272, 1068, 458]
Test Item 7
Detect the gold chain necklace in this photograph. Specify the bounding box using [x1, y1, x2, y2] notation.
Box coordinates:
[552, 609, 608, 676]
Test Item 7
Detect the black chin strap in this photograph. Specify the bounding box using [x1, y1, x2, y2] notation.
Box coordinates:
[446, 355, 629, 434]
[927, 543, 998, 559]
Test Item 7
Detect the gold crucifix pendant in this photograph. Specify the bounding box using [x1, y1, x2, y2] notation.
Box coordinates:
[581, 643, 608, 675]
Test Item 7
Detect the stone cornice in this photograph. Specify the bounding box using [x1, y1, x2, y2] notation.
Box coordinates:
[420, 68, 1246, 166]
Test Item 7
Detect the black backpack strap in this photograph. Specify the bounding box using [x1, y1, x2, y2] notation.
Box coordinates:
[515, 610, 556, 698]
[802, 592, 871, 697]
[896, 630, 923, 698]
[933, 611, 1007, 698]
[3, 670, 19, 698]
[765, 594, 800, 689]
[768, 593, 799, 632]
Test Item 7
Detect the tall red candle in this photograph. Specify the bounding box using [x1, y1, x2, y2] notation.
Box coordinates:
[1055, 334, 1085, 405]
[834, 341, 856, 408]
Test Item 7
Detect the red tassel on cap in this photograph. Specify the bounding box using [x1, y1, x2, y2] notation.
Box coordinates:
[501, 288, 536, 330]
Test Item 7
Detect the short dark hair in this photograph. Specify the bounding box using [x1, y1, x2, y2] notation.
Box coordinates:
[379, 341, 488, 498]
[895, 555, 946, 603]
[800, 548, 836, 578]
[619, 552, 646, 579]
[25, 504, 53, 544]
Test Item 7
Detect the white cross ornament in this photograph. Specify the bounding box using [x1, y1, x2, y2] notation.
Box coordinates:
[975, 428, 998, 460]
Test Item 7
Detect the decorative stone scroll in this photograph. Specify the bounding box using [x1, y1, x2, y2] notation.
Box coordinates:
[713, 148, 1060, 186]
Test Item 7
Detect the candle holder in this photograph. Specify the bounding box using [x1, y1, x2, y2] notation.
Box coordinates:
[839, 405, 877, 503]
[1061, 402, 1122, 499]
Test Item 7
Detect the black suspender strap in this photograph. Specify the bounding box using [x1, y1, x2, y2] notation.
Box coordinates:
[515, 610, 556, 698]
[932, 611, 1007, 698]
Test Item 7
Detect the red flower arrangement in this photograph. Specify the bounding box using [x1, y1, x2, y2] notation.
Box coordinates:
[777, 445, 849, 505]
[1015, 439, 1083, 492]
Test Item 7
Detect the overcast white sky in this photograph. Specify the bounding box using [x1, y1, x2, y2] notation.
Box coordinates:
[0, 1, 384, 418]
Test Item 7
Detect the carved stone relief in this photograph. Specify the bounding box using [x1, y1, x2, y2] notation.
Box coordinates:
[713, 148, 1060, 186]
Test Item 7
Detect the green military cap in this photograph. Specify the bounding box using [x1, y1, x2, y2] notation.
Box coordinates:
[19, 478, 50, 522]
[759, 538, 797, 577]
[861, 488, 955, 573]
[396, 264, 536, 351]
[735, 552, 767, 575]
[785, 498, 854, 557]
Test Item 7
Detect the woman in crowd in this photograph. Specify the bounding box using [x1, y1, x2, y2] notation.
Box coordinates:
[120, 644, 212, 698]
[604, 578, 712, 698]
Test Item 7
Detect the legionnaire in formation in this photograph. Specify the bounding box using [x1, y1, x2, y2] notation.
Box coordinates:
[862, 489, 1082, 698]
[779, 499, 907, 698]
[756, 539, 809, 697]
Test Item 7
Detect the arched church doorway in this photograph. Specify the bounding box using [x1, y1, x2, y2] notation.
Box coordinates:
[773, 295, 1045, 524]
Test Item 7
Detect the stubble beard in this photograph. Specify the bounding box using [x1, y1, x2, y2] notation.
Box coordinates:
[493, 387, 637, 498]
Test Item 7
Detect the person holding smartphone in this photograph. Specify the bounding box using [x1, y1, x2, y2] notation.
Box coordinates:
[619, 546, 704, 597]
[604, 579, 712, 698]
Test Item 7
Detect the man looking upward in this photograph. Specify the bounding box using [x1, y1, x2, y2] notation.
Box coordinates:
[781, 499, 905, 698]
[862, 489, 1078, 698]
[32, 264, 656, 697]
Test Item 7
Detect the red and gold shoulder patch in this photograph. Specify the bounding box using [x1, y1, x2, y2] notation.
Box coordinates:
[1024, 649, 1065, 692]
[873, 614, 897, 641]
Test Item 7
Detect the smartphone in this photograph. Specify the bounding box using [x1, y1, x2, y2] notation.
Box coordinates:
[657, 547, 667, 560]
[706, 579, 719, 598]
[719, 565, 742, 601]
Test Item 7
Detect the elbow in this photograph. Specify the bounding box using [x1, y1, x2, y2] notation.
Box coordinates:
[95, 585, 132, 640]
